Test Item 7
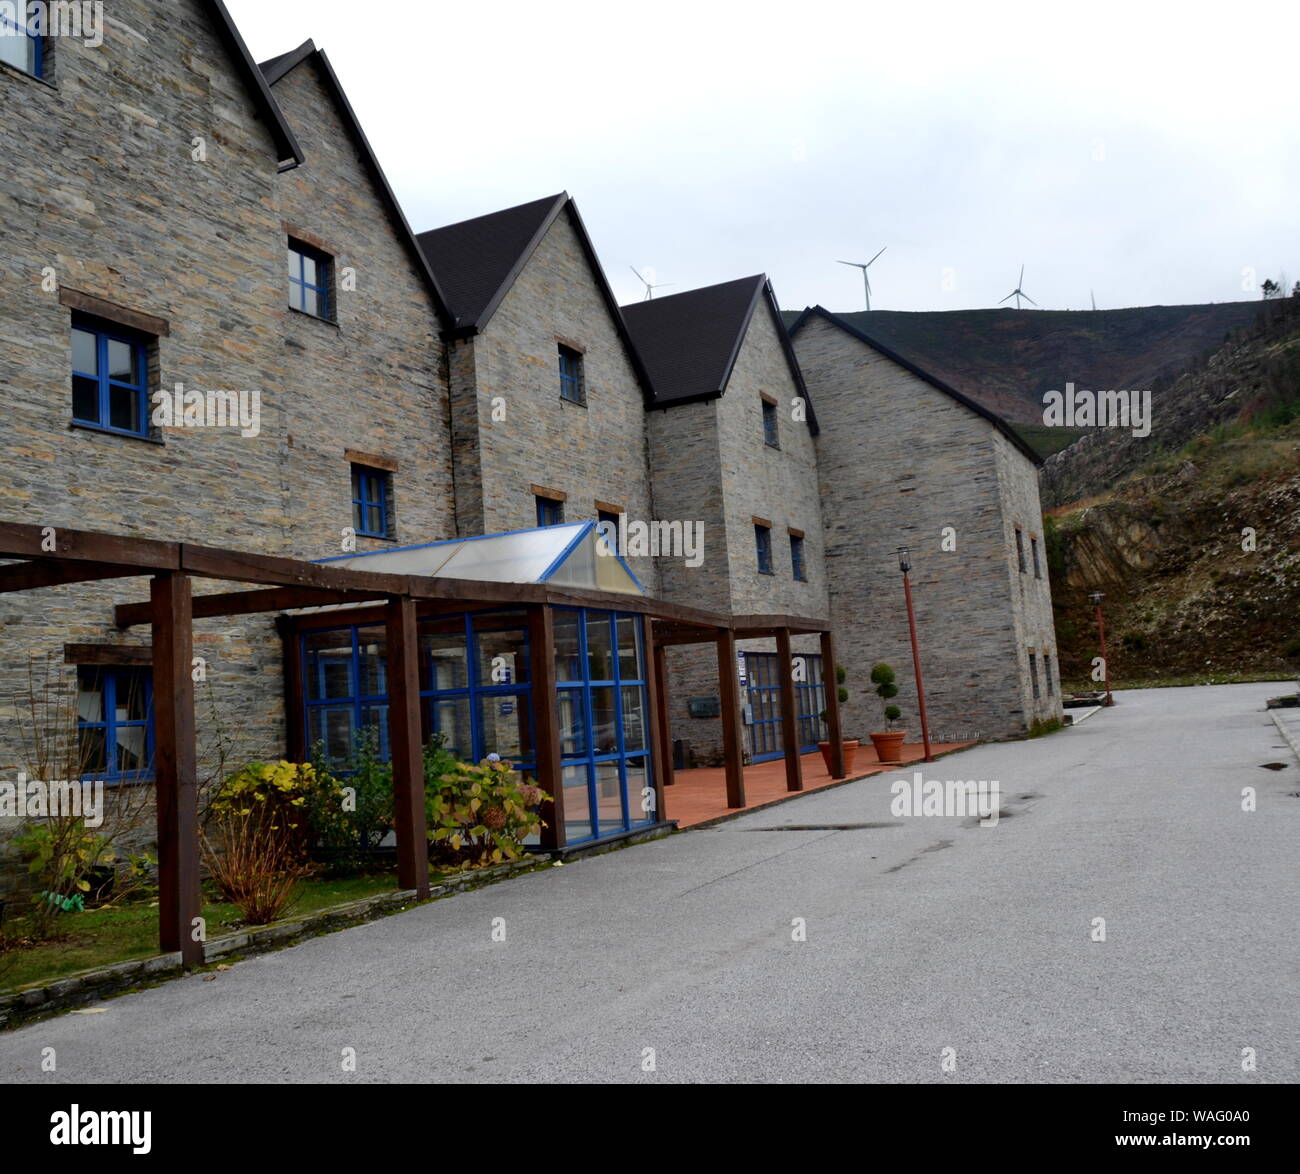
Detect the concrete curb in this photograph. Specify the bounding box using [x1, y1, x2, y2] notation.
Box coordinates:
[1269, 710, 1300, 764]
[0, 855, 546, 1031]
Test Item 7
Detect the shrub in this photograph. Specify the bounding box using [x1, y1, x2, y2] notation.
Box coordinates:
[870, 663, 900, 729]
[202, 761, 340, 924]
[13, 820, 115, 940]
[425, 757, 549, 870]
[310, 728, 395, 874]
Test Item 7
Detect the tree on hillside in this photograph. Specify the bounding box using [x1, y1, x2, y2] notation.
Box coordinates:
[1261, 278, 1281, 299]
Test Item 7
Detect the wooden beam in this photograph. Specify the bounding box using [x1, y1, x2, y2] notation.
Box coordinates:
[776, 628, 803, 792]
[652, 640, 674, 790]
[278, 615, 306, 764]
[732, 613, 832, 636]
[384, 596, 430, 898]
[527, 605, 564, 849]
[63, 642, 151, 666]
[0, 560, 147, 594]
[642, 619, 669, 818]
[820, 630, 845, 779]
[116, 583, 374, 627]
[150, 573, 201, 965]
[0, 522, 179, 569]
[715, 629, 746, 808]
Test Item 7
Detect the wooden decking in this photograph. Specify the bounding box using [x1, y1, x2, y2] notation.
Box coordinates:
[663, 740, 976, 828]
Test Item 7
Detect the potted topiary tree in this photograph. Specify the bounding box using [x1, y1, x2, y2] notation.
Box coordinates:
[869, 663, 907, 763]
[817, 663, 860, 775]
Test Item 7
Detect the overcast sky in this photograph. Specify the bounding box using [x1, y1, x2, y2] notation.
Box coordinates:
[227, 0, 1299, 315]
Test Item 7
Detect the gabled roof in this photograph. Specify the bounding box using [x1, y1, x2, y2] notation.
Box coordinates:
[621, 276, 818, 432]
[417, 195, 565, 334]
[415, 194, 654, 393]
[258, 40, 453, 327]
[788, 305, 1041, 465]
[203, 1, 303, 169]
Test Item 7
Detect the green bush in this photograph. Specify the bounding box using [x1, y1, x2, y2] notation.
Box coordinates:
[870, 663, 900, 729]
[425, 757, 549, 870]
[310, 728, 395, 873]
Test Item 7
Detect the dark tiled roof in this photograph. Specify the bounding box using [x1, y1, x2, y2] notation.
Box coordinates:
[621, 276, 767, 405]
[622, 277, 818, 430]
[416, 195, 566, 333]
[787, 305, 1042, 465]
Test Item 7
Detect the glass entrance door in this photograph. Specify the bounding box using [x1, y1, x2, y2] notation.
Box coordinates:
[743, 652, 825, 763]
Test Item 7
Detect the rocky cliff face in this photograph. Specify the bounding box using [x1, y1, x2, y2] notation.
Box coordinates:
[1045, 302, 1300, 685]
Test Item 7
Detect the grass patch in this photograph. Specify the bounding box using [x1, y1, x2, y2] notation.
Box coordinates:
[1061, 670, 1295, 693]
[0, 873, 399, 993]
[1025, 717, 1064, 738]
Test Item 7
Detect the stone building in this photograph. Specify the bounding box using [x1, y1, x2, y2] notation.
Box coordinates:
[789, 307, 1061, 741]
[0, 0, 1060, 895]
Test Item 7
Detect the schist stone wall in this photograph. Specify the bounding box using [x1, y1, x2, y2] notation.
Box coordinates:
[792, 313, 1061, 744]
[648, 304, 829, 766]
[0, 2, 453, 892]
[448, 207, 661, 594]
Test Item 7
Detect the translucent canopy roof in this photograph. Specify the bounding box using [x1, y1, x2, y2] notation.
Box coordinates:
[316, 521, 646, 596]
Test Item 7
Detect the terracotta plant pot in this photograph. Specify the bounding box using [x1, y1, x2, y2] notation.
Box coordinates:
[817, 739, 860, 776]
[869, 731, 907, 763]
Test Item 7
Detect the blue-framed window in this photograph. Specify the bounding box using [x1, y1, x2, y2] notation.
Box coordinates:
[0, 5, 42, 77]
[558, 345, 584, 403]
[743, 652, 824, 763]
[301, 612, 534, 782]
[288, 240, 331, 319]
[351, 465, 392, 538]
[790, 533, 806, 581]
[553, 609, 653, 844]
[77, 668, 154, 783]
[71, 320, 149, 437]
[536, 496, 564, 527]
[755, 523, 773, 574]
[762, 398, 779, 447]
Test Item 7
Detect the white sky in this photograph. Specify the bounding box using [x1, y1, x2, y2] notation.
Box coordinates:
[226, 0, 1300, 314]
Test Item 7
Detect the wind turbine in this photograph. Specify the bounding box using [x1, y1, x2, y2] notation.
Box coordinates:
[630, 265, 673, 301]
[837, 247, 887, 311]
[999, 264, 1036, 310]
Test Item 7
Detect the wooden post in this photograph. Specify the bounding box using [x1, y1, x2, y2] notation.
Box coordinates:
[776, 628, 803, 792]
[527, 605, 565, 850]
[715, 628, 746, 808]
[820, 629, 845, 778]
[652, 641, 674, 788]
[384, 596, 429, 897]
[642, 619, 668, 823]
[150, 573, 201, 965]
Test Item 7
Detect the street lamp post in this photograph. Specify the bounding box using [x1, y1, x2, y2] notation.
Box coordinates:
[898, 548, 935, 763]
[1089, 590, 1114, 707]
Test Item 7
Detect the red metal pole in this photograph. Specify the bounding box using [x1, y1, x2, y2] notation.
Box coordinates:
[902, 569, 934, 763]
[1095, 602, 1114, 707]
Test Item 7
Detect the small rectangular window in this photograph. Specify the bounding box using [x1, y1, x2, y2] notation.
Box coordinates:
[762, 398, 779, 447]
[77, 667, 153, 783]
[71, 319, 150, 437]
[351, 465, 392, 538]
[558, 345, 585, 403]
[537, 496, 564, 526]
[1015, 528, 1026, 573]
[790, 534, 806, 581]
[0, 6, 42, 77]
[597, 508, 620, 553]
[755, 524, 773, 574]
[1029, 651, 1040, 699]
[1031, 536, 1042, 579]
[288, 240, 332, 320]
[1044, 654, 1054, 695]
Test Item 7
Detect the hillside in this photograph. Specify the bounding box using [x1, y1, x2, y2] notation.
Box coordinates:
[1042, 298, 1300, 687]
[786, 301, 1263, 446]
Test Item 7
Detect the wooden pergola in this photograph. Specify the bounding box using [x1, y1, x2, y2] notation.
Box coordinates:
[0, 521, 843, 964]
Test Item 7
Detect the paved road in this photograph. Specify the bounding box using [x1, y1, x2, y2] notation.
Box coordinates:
[1, 683, 1296, 1083]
